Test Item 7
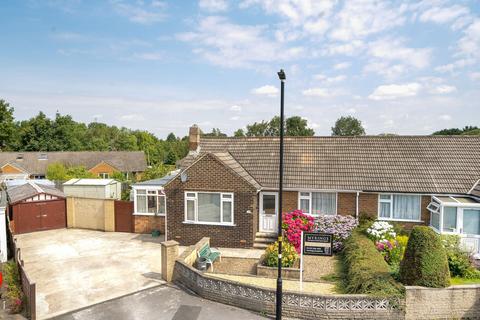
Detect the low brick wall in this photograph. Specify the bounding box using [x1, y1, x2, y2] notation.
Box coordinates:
[174, 237, 402, 320]
[405, 285, 480, 319]
[210, 256, 258, 276]
[257, 264, 301, 280]
[133, 215, 165, 234]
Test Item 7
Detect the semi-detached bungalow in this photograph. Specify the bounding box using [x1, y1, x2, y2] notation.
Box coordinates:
[133, 125, 480, 257]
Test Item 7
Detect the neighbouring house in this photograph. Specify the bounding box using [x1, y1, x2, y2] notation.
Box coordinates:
[0, 190, 8, 262]
[130, 173, 177, 234]
[139, 125, 480, 254]
[63, 179, 122, 200]
[0, 151, 147, 181]
[6, 181, 66, 234]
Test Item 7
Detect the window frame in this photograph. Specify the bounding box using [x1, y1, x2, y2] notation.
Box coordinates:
[297, 191, 338, 217]
[99, 172, 110, 179]
[184, 191, 234, 226]
[133, 187, 166, 216]
[378, 193, 423, 222]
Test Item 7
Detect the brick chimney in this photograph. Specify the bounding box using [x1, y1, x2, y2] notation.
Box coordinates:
[189, 125, 200, 152]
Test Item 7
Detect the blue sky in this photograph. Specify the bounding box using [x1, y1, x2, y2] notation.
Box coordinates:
[1, 0, 479, 138]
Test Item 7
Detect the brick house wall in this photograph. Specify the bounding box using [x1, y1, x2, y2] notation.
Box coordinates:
[337, 192, 357, 216]
[165, 153, 258, 248]
[1, 164, 24, 174]
[134, 215, 165, 234]
[89, 162, 118, 177]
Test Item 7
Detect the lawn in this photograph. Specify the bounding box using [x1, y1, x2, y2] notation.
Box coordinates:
[450, 277, 480, 285]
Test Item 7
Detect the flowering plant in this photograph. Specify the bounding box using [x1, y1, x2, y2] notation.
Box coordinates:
[366, 221, 396, 242]
[282, 210, 315, 253]
[375, 235, 408, 266]
[264, 241, 298, 268]
[315, 215, 358, 252]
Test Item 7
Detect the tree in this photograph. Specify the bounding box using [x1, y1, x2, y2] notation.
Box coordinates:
[166, 132, 177, 142]
[46, 162, 96, 181]
[141, 163, 175, 181]
[433, 126, 479, 135]
[0, 99, 17, 150]
[233, 129, 245, 137]
[245, 120, 270, 136]
[331, 116, 366, 136]
[242, 116, 315, 137]
[286, 116, 315, 136]
[17, 112, 55, 151]
[202, 128, 227, 137]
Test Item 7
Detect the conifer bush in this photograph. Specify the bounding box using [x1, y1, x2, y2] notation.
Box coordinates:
[399, 226, 450, 287]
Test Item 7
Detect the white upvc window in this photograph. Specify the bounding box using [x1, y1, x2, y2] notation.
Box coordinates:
[134, 188, 166, 216]
[99, 172, 110, 179]
[378, 193, 422, 222]
[184, 192, 234, 225]
[298, 191, 337, 216]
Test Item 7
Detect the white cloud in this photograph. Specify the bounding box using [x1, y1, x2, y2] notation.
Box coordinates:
[302, 87, 337, 98]
[251, 85, 279, 97]
[457, 19, 480, 60]
[419, 5, 469, 25]
[230, 105, 242, 112]
[329, 1, 406, 41]
[470, 72, 480, 81]
[439, 114, 452, 121]
[363, 61, 406, 79]
[199, 0, 228, 12]
[368, 38, 431, 69]
[120, 114, 146, 121]
[430, 85, 457, 95]
[321, 40, 364, 56]
[435, 58, 475, 73]
[313, 74, 346, 84]
[110, 0, 168, 24]
[230, 116, 240, 121]
[368, 83, 422, 100]
[333, 62, 351, 70]
[176, 16, 304, 68]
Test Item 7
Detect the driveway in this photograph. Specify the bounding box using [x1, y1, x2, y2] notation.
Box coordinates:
[53, 284, 269, 320]
[15, 229, 174, 319]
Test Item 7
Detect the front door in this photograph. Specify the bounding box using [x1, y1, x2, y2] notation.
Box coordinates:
[259, 192, 278, 233]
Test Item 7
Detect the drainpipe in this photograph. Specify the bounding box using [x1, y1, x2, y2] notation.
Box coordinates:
[356, 191, 360, 219]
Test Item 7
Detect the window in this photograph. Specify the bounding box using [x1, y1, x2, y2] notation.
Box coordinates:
[99, 172, 110, 179]
[184, 192, 234, 225]
[298, 192, 336, 216]
[379, 194, 421, 221]
[443, 207, 457, 232]
[38, 153, 48, 160]
[463, 209, 480, 235]
[135, 188, 166, 215]
[16, 154, 23, 160]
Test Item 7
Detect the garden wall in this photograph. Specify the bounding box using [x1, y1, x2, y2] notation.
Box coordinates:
[173, 237, 403, 320]
[405, 285, 480, 319]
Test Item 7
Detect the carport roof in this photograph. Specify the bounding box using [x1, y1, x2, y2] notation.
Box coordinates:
[133, 172, 178, 187]
[7, 181, 65, 204]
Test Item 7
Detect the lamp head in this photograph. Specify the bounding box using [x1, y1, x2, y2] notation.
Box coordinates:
[277, 69, 286, 81]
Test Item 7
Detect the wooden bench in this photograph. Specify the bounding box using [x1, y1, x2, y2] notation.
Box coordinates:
[198, 243, 221, 271]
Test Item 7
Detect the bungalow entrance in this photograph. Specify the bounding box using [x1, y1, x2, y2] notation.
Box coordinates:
[259, 192, 278, 233]
[428, 196, 480, 258]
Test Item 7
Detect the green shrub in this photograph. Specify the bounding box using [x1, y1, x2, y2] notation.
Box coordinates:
[264, 241, 298, 268]
[3, 261, 24, 314]
[343, 231, 404, 297]
[441, 234, 480, 279]
[400, 226, 450, 287]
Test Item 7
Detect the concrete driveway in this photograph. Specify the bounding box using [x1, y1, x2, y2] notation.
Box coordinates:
[15, 229, 172, 320]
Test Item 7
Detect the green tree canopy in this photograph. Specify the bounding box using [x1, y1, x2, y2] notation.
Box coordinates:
[331, 116, 366, 136]
[0, 99, 16, 150]
[46, 163, 97, 181]
[140, 163, 175, 182]
[433, 126, 479, 135]
[243, 116, 315, 137]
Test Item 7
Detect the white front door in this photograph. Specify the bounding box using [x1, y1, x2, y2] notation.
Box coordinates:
[259, 192, 278, 233]
[459, 208, 480, 257]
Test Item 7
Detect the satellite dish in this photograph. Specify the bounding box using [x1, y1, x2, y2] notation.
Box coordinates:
[180, 172, 188, 183]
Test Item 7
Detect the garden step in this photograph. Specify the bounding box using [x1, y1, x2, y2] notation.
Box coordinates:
[253, 243, 269, 249]
[254, 237, 276, 244]
[255, 232, 277, 238]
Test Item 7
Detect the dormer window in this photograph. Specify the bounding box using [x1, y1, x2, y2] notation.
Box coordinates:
[38, 153, 48, 160]
[16, 154, 23, 160]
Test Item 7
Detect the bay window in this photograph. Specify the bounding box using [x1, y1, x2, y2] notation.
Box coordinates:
[135, 189, 166, 215]
[379, 194, 421, 221]
[298, 192, 336, 216]
[185, 192, 234, 225]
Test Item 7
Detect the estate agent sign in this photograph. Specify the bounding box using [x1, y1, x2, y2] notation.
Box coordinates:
[302, 232, 333, 256]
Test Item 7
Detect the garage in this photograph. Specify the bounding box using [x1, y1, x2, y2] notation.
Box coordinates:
[7, 181, 66, 234]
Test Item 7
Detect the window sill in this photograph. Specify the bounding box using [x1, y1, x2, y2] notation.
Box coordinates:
[182, 221, 236, 227]
[133, 212, 166, 217]
[378, 218, 423, 223]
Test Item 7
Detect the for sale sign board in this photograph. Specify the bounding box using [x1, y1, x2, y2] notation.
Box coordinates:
[302, 232, 333, 256]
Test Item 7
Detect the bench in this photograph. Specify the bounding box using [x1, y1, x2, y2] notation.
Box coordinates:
[198, 243, 221, 271]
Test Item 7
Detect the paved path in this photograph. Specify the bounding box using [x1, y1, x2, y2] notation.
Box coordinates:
[52, 284, 270, 320]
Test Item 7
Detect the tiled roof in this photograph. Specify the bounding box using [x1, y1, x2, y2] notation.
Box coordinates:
[180, 136, 480, 194]
[470, 180, 480, 198]
[0, 151, 147, 175]
[211, 152, 262, 190]
[133, 171, 180, 187]
[7, 181, 65, 204]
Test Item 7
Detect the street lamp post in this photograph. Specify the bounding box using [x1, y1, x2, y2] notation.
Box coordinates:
[276, 69, 286, 320]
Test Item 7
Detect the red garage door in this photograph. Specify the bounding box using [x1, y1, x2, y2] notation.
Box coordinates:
[13, 199, 66, 234]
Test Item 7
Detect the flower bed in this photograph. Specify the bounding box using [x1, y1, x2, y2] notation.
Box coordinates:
[315, 215, 357, 252]
[282, 210, 314, 253]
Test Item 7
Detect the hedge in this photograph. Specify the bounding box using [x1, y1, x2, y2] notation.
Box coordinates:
[343, 231, 404, 297]
[400, 226, 450, 287]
